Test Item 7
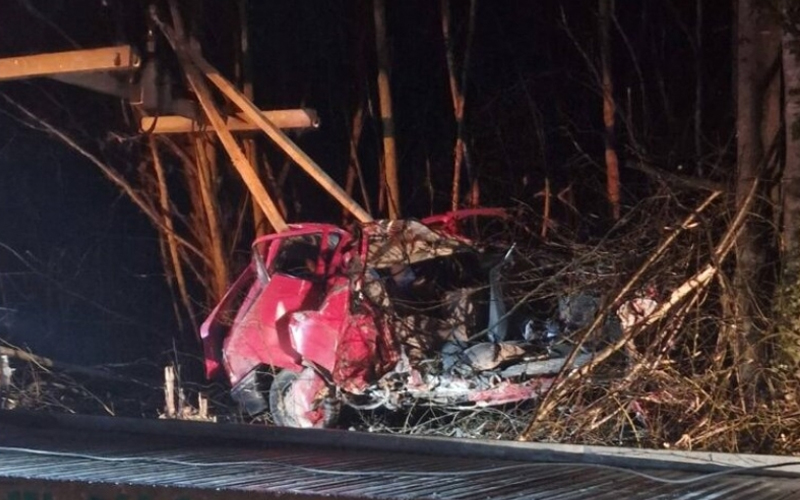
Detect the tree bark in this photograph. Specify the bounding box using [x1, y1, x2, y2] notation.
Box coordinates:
[733, 0, 782, 387]
[442, 0, 476, 213]
[599, 0, 621, 220]
[695, 0, 704, 174]
[237, 0, 269, 237]
[342, 102, 371, 223]
[373, 0, 401, 219]
[193, 136, 229, 303]
[775, 4, 800, 368]
[149, 137, 197, 333]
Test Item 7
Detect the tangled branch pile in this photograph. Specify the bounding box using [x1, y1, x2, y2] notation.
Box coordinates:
[498, 186, 800, 454]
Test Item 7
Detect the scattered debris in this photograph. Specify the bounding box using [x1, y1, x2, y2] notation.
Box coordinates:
[162, 365, 215, 422]
[0, 340, 170, 418]
[0, 354, 14, 409]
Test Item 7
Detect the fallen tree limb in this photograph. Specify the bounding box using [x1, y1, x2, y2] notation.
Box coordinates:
[0, 93, 209, 264]
[0, 345, 154, 388]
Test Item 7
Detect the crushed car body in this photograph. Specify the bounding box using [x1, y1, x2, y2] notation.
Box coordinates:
[201, 209, 593, 427]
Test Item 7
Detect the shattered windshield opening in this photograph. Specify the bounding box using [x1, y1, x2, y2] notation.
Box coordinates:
[272, 236, 321, 278]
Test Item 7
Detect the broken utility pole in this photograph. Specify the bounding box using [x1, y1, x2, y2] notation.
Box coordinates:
[154, 10, 373, 224]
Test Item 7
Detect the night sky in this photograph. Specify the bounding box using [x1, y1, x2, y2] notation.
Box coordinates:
[0, 1, 733, 367]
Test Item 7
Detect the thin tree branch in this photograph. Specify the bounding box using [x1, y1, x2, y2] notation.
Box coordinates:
[0, 93, 208, 264]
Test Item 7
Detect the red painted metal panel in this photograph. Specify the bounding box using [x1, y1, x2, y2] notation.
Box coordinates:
[222, 274, 320, 384]
[199, 266, 256, 379]
[332, 312, 381, 394]
[421, 207, 507, 236]
[203, 224, 353, 382]
[288, 277, 351, 373]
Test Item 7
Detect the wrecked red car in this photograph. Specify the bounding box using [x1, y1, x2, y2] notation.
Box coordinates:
[201, 210, 591, 427]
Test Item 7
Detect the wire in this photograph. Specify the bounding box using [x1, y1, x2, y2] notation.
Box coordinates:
[1, 445, 799, 486]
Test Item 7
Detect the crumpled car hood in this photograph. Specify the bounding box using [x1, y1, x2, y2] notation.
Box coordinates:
[362, 219, 471, 269]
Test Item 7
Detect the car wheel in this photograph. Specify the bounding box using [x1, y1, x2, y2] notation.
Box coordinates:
[269, 368, 334, 428]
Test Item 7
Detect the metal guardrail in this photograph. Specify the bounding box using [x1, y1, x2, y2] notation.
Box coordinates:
[1, 410, 799, 499]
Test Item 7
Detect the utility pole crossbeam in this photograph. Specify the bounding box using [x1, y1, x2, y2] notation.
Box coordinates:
[141, 109, 320, 134]
[0, 46, 139, 81]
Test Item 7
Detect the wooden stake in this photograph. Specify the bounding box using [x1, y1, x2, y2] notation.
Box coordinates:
[164, 365, 176, 418]
[198, 393, 209, 420]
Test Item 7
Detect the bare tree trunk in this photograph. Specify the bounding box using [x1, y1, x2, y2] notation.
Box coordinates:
[161, 137, 218, 288]
[373, 0, 401, 219]
[342, 102, 371, 223]
[775, 4, 800, 367]
[193, 136, 229, 303]
[149, 137, 197, 333]
[733, 0, 782, 389]
[695, 0, 704, 175]
[599, 0, 621, 220]
[235, 0, 271, 238]
[441, 0, 476, 212]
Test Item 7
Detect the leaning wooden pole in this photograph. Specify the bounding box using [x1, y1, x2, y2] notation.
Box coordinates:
[177, 51, 373, 223]
[156, 6, 288, 232]
[373, 0, 401, 219]
[159, 3, 370, 224]
[201, 66, 374, 223]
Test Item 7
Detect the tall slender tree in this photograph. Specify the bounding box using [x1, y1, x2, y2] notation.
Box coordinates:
[733, 0, 782, 388]
[775, 2, 800, 367]
[599, 0, 621, 220]
[373, 0, 401, 219]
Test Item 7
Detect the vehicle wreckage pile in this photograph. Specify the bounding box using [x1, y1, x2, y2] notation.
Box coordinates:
[202, 202, 683, 436]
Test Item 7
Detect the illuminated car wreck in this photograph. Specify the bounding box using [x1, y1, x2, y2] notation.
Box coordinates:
[201, 210, 592, 428]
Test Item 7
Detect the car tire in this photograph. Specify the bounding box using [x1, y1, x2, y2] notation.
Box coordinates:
[270, 370, 301, 427]
[270, 368, 338, 428]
